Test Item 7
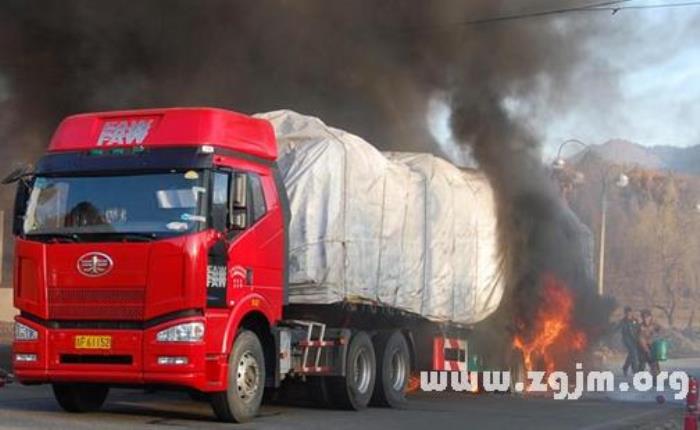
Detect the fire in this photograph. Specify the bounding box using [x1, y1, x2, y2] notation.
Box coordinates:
[513, 274, 587, 374]
[407, 373, 421, 393]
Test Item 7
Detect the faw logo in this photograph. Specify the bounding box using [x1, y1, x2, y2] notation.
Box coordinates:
[77, 252, 113, 277]
[97, 119, 153, 146]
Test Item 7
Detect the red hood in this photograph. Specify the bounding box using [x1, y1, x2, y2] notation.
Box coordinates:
[14, 231, 216, 321]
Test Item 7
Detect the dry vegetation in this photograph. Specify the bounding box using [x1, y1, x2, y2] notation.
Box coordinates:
[0, 321, 12, 344]
[564, 153, 700, 330]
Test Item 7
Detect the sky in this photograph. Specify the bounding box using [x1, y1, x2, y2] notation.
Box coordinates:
[427, 1, 700, 164]
[540, 1, 700, 156]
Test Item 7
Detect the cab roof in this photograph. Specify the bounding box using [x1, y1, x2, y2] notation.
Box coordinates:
[48, 107, 277, 161]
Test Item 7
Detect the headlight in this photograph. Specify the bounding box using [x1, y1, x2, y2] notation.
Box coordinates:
[15, 322, 38, 341]
[156, 322, 204, 342]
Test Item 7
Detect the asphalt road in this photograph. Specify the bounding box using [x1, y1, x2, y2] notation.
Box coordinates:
[0, 382, 684, 430]
[0, 348, 694, 429]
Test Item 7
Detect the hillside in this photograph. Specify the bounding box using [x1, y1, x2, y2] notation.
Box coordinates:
[568, 139, 700, 174]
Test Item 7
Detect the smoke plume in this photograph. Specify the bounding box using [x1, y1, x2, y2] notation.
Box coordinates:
[0, 0, 616, 356]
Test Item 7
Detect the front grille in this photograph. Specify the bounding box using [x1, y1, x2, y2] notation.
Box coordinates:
[48, 288, 145, 320]
[61, 354, 133, 365]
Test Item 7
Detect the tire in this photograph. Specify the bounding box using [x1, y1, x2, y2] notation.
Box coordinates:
[188, 390, 210, 402]
[211, 330, 266, 423]
[52, 383, 109, 413]
[328, 331, 376, 410]
[370, 331, 410, 408]
[262, 386, 280, 404]
[308, 376, 333, 408]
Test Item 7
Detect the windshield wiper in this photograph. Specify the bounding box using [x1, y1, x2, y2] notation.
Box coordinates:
[91, 232, 158, 242]
[118, 232, 158, 242]
[33, 233, 82, 243]
[29, 231, 159, 243]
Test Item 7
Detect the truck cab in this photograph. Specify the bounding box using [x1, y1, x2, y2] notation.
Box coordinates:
[11, 108, 288, 421]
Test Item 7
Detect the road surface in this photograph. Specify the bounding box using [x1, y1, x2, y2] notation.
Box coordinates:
[1, 348, 695, 429]
[0, 381, 684, 430]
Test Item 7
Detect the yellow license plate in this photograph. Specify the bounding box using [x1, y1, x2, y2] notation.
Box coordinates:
[74, 335, 112, 350]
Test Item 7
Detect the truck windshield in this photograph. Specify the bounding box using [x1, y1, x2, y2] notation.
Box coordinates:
[22, 171, 207, 239]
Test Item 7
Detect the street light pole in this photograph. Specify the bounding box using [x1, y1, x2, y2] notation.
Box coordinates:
[596, 172, 628, 296]
[598, 180, 608, 296]
[555, 139, 589, 162]
[552, 139, 628, 297]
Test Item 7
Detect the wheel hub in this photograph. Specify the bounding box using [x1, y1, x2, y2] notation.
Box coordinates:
[236, 351, 260, 401]
[390, 348, 407, 392]
[353, 348, 372, 394]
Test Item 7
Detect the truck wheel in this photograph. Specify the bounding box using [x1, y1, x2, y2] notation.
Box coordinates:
[52, 383, 109, 413]
[211, 330, 265, 423]
[328, 331, 376, 410]
[308, 376, 333, 408]
[370, 330, 410, 408]
[188, 390, 210, 402]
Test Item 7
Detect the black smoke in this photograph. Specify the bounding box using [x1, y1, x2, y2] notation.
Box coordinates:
[0, 0, 615, 356]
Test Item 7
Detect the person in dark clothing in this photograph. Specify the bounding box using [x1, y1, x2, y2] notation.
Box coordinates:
[619, 306, 640, 376]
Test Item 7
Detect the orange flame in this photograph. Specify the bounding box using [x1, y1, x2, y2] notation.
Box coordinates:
[513, 274, 587, 375]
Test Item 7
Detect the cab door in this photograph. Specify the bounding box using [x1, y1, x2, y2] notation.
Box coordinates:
[207, 169, 283, 321]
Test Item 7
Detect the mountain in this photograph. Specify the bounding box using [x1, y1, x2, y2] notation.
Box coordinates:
[651, 144, 700, 174]
[568, 139, 700, 174]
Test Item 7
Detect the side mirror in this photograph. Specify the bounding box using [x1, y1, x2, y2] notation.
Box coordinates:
[12, 179, 31, 235]
[229, 173, 248, 230]
[230, 211, 247, 230]
[2, 164, 33, 185]
[232, 173, 247, 208]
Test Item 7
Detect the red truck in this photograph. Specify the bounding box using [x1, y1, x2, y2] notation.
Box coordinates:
[6, 108, 497, 422]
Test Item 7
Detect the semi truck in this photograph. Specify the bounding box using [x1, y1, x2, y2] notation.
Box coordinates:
[7, 107, 504, 422]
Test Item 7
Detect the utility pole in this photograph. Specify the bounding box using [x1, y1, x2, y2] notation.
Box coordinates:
[553, 140, 628, 297]
[598, 182, 607, 296]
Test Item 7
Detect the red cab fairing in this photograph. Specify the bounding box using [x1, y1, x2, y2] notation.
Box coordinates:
[48, 108, 277, 161]
[12, 108, 287, 392]
[14, 231, 217, 322]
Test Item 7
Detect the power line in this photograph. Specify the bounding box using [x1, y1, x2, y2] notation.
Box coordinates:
[401, 0, 700, 32]
[599, 1, 700, 12]
[455, 0, 633, 26]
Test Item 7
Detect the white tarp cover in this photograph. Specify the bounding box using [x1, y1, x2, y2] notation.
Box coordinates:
[256, 110, 505, 324]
